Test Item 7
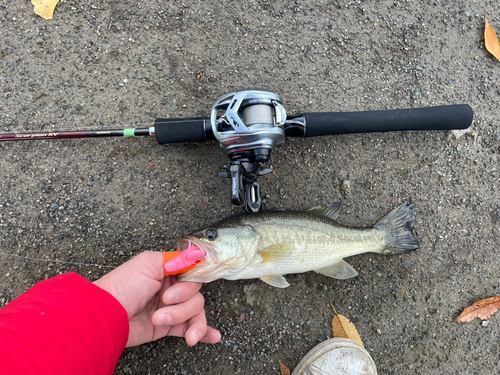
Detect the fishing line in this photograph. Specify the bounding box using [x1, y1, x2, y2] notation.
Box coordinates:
[0, 252, 167, 275]
[0, 122, 154, 130]
[0, 252, 117, 269]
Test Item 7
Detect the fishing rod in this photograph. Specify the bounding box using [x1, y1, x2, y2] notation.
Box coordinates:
[0, 90, 474, 213]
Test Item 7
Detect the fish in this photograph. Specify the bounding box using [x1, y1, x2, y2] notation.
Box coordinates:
[176, 201, 420, 288]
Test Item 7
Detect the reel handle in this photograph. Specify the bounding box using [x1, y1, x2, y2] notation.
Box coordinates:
[298, 104, 473, 138]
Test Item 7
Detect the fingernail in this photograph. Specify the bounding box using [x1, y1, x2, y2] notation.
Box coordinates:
[196, 331, 203, 341]
[212, 331, 221, 342]
[165, 292, 179, 304]
[156, 313, 172, 327]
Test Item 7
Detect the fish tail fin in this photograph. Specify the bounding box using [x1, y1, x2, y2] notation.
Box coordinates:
[374, 201, 420, 254]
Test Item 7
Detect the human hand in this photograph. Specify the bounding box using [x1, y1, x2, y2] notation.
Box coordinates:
[93, 251, 221, 347]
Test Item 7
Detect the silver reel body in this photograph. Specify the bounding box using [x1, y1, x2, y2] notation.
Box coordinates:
[211, 90, 286, 161]
[211, 90, 287, 212]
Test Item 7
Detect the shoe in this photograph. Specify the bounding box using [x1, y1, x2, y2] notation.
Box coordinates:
[291, 338, 377, 375]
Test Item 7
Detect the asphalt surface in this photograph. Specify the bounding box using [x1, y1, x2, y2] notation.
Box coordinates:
[1, 0, 500, 374]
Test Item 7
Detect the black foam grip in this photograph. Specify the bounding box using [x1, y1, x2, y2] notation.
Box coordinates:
[154, 118, 209, 144]
[303, 105, 473, 137]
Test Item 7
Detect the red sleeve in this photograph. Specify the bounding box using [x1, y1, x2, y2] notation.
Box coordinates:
[0, 273, 129, 375]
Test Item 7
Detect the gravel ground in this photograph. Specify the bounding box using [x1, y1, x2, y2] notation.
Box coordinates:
[1, 0, 500, 374]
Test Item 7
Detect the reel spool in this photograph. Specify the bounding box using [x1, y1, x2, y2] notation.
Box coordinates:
[211, 90, 286, 161]
[211, 90, 287, 213]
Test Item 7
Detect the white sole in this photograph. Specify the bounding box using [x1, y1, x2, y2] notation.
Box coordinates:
[291, 338, 377, 375]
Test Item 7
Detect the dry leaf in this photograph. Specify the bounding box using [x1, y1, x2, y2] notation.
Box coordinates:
[279, 361, 291, 375]
[32, 0, 60, 20]
[332, 313, 365, 347]
[330, 304, 364, 347]
[455, 296, 500, 323]
[485, 15, 500, 61]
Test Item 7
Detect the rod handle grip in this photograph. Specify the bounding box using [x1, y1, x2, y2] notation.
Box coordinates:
[154, 118, 212, 144]
[303, 104, 473, 137]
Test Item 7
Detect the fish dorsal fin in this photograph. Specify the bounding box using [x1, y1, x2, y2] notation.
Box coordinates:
[308, 201, 343, 220]
[314, 259, 358, 280]
[260, 275, 290, 288]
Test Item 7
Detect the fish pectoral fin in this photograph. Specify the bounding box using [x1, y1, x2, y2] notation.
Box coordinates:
[314, 259, 358, 280]
[260, 243, 295, 263]
[260, 275, 290, 288]
[308, 201, 343, 220]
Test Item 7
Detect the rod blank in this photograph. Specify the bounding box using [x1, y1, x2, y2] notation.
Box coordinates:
[0, 128, 151, 142]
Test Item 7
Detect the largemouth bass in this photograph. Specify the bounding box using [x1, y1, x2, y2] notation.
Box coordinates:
[177, 201, 419, 288]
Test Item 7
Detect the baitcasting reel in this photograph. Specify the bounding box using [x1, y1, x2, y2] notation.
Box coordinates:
[211, 90, 287, 212]
[0, 89, 474, 213]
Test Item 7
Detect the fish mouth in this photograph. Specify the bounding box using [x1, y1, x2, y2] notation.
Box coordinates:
[177, 236, 216, 263]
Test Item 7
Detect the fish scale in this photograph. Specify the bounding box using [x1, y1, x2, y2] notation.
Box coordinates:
[239, 221, 384, 278]
[177, 201, 419, 288]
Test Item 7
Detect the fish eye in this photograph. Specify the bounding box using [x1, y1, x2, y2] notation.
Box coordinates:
[205, 229, 218, 241]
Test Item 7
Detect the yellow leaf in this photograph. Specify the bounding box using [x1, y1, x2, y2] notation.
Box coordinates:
[332, 313, 365, 348]
[279, 361, 291, 375]
[455, 296, 500, 323]
[485, 15, 500, 61]
[32, 0, 60, 20]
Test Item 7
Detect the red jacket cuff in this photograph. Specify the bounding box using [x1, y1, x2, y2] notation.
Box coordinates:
[0, 272, 129, 375]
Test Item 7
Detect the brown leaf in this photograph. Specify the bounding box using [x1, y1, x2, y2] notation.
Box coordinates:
[455, 296, 500, 323]
[330, 303, 364, 347]
[279, 361, 290, 375]
[332, 313, 365, 347]
[485, 15, 500, 61]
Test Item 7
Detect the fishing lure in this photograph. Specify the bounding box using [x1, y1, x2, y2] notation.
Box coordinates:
[163, 243, 205, 276]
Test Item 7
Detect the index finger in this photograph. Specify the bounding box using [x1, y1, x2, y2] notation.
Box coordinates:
[162, 279, 202, 306]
